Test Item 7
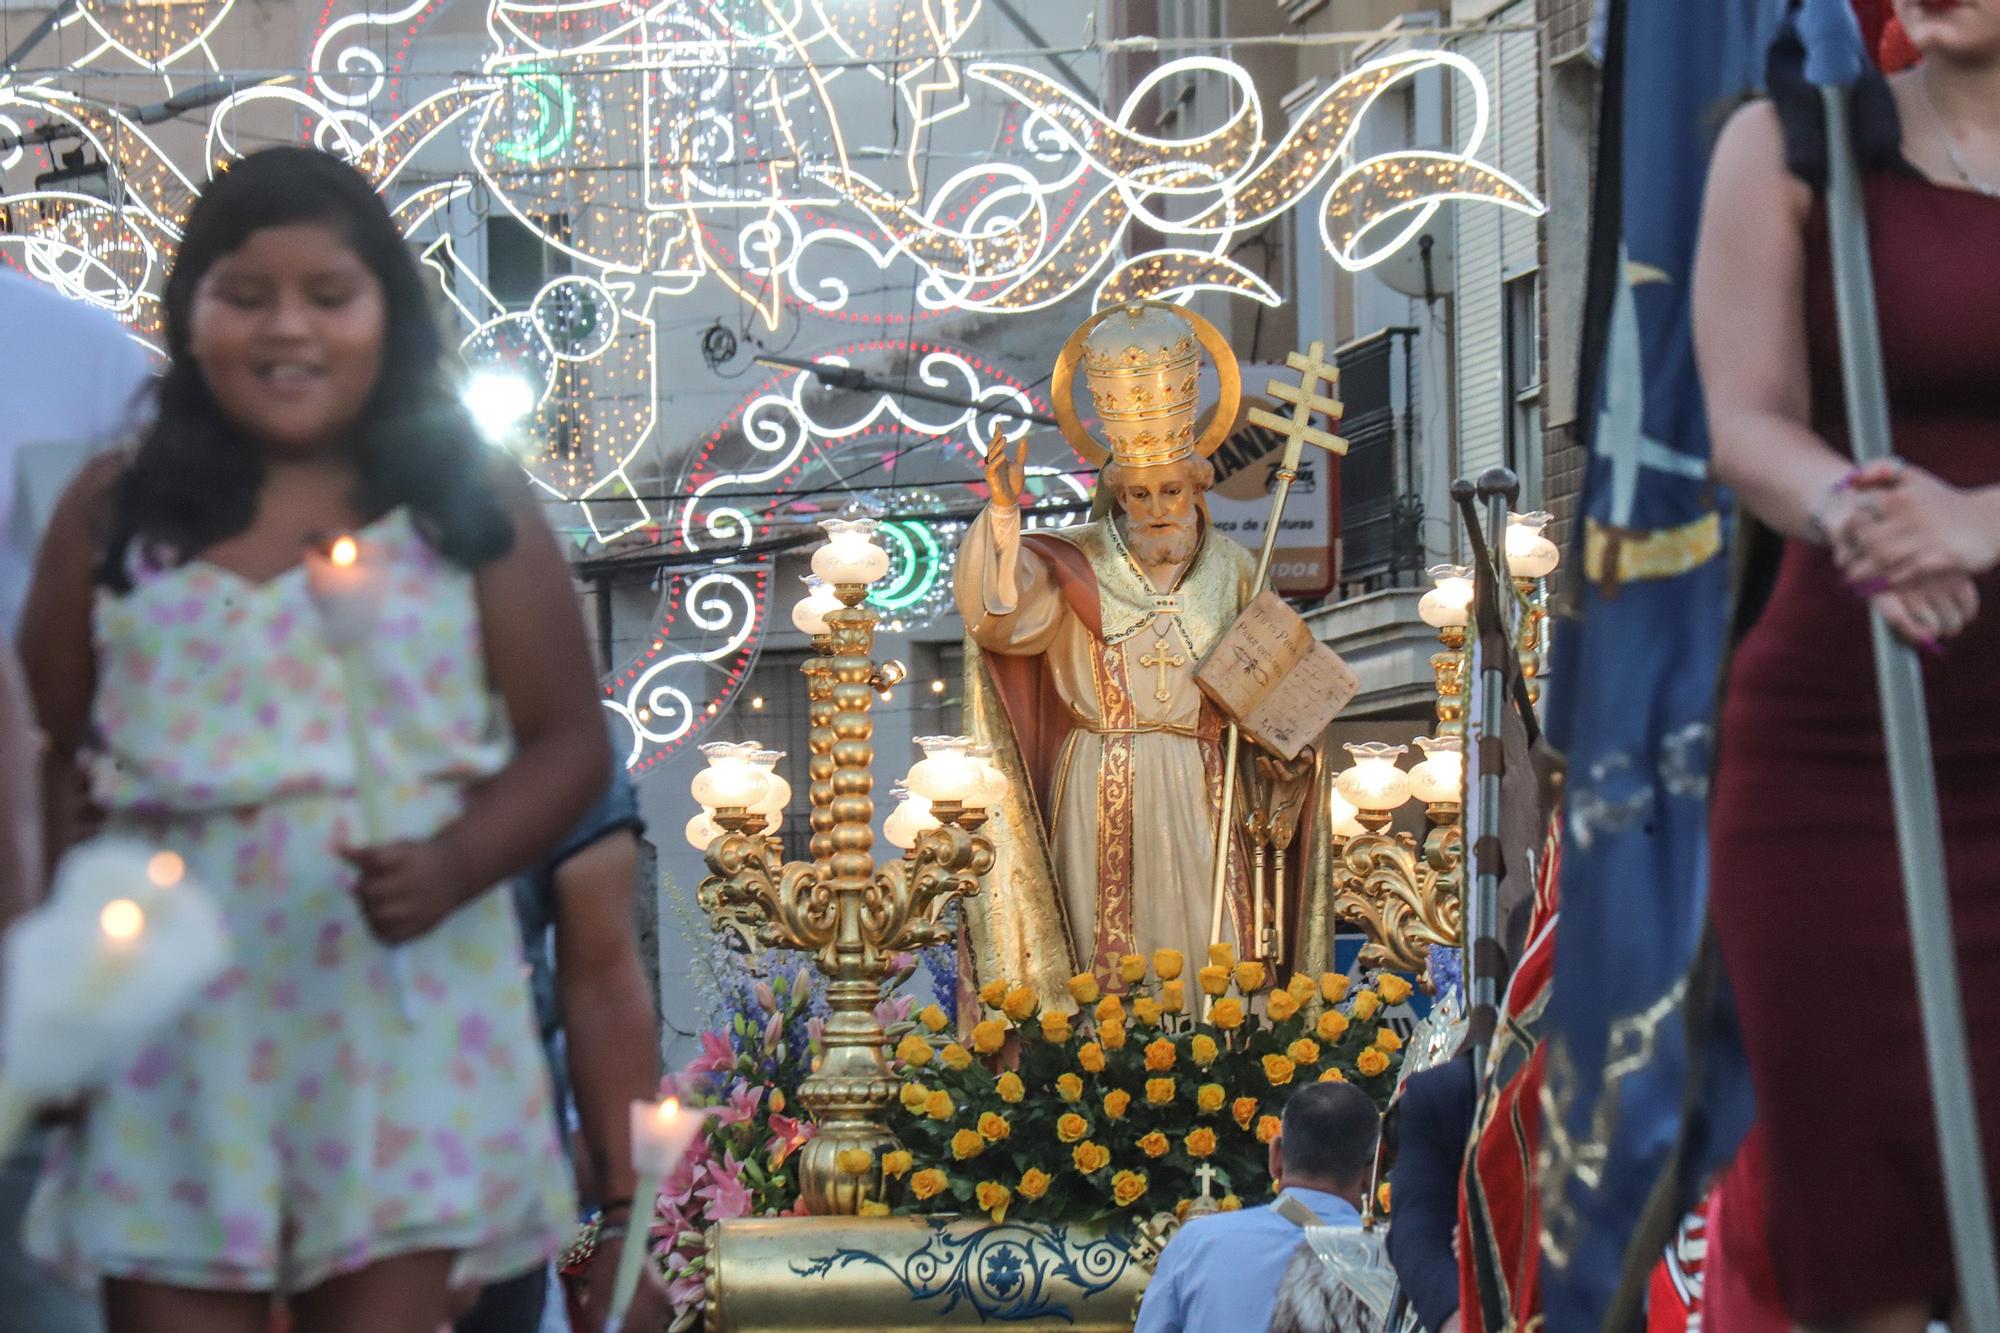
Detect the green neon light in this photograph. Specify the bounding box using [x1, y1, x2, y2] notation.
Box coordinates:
[868, 519, 943, 613]
[493, 66, 576, 167]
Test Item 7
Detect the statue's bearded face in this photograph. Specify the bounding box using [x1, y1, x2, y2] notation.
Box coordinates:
[1113, 460, 1206, 568]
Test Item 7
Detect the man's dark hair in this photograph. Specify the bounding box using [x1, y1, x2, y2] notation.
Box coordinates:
[1279, 1082, 1381, 1185]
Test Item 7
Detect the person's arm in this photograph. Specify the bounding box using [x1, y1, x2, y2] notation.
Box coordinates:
[952, 434, 1068, 656]
[1385, 1068, 1476, 1331]
[1132, 1231, 1191, 1333]
[347, 487, 609, 941]
[1694, 100, 1979, 644]
[0, 644, 42, 929]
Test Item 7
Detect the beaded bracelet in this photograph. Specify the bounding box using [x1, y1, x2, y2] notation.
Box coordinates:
[1807, 467, 1863, 546]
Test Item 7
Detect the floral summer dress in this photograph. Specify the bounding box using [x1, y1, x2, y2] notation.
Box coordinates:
[26, 508, 576, 1293]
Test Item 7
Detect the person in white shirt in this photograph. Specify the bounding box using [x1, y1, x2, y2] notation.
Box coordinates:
[0, 268, 150, 1333]
[1136, 1081, 1382, 1333]
[0, 267, 152, 635]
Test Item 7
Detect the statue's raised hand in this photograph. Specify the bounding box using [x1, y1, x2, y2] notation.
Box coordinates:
[984, 428, 1029, 510]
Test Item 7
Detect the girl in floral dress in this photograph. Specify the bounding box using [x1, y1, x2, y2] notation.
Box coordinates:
[15, 147, 609, 1332]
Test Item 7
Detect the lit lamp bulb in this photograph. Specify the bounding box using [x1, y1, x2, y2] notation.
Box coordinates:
[907, 735, 979, 806]
[462, 367, 537, 446]
[1505, 511, 1560, 580]
[884, 787, 940, 851]
[689, 741, 771, 812]
[1418, 564, 1474, 631]
[328, 535, 358, 569]
[965, 743, 1009, 811]
[792, 576, 843, 637]
[810, 518, 891, 587]
[1329, 788, 1366, 840]
[1335, 742, 1412, 818]
[99, 898, 145, 947]
[685, 810, 722, 852]
[748, 750, 791, 817]
[1407, 735, 1465, 808]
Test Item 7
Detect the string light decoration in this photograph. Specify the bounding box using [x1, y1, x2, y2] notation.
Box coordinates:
[66, 0, 236, 71]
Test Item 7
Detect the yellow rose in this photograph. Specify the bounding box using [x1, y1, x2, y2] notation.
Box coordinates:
[1263, 1054, 1296, 1086]
[1018, 1167, 1052, 1200]
[882, 1150, 913, 1178]
[997, 1071, 1026, 1103]
[925, 1090, 954, 1120]
[859, 1200, 891, 1217]
[1143, 1038, 1176, 1072]
[979, 979, 1008, 1009]
[1057, 1112, 1089, 1143]
[1138, 1130, 1170, 1158]
[896, 1033, 933, 1067]
[1320, 973, 1351, 1004]
[1288, 1038, 1322, 1067]
[1132, 998, 1163, 1027]
[1287, 973, 1318, 1007]
[1319, 1067, 1347, 1083]
[1153, 949, 1185, 981]
[1095, 994, 1125, 1025]
[1184, 1126, 1218, 1158]
[1040, 1011, 1073, 1045]
[1220, 1194, 1243, 1212]
[1056, 1072, 1084, 1102]
[1103, 1088, 1132, 1120]
[1208, 943, 1235, 969]
[1378, 1181, 1393, 1214]
[1111, 1168, 1148, 1207]
[1256, 1114, 1282, 1144]
[1067, 973, 1101, 1006]
[1351, 990, 1382, 1021]
[770, 1089, 786, 1114]
[900, 1082, 931, 1112]
[1197, 965, 1231, 997]
[1073, 1140, 1111, 1174]
[1119, 954, 1148, 985]
[1374, 1028, 1405, 1054]
[1190, 1034, 1219, 1067]
[1232, 1096, 1259, 1129]
[971, 1019, 1009, 1057]
[1161, 980, 1186, 1013]
[976, 1180, 1013, 1223]
[1234, 962, 1267, 993]
[1357, 1048, 1392, 1078]
[1265, 989, 1300, 1022]
[938, 1043, 973, 1071]
[1210, 998, 1245, 1031]
[950, 1128, 985, 1160]
[1003, 986, 1038, 1022]
[918, 1004, 951, 1033]
[1317, 1010, 1351, 1043]
[1378, 974, 1414, 1006]
[910, 1168, 949, 1201]
[978, 1112, 1012, 1142]
[1196, 1082, 1225, 1113]
[1146, 1076, 1176, 1105]
[1078, 1042, 1106, 1073]
[1100, 1021, 1128, 1051]
[836, 1148, 873, 1175]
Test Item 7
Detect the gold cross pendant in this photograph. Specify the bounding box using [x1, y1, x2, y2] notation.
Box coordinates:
[1137, 637, 1186, 704]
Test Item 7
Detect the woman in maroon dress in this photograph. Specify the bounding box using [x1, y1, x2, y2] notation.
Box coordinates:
[1697, 1, 2000, 1327]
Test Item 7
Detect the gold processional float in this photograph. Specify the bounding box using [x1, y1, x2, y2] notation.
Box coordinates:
[684, 305, 1560, 1331]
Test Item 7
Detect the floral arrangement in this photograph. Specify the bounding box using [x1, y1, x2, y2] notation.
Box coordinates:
[879, 946, 1411, 1225]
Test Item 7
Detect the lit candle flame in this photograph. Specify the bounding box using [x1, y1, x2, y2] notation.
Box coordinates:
[656, 1097, 680, 1125]
[329, 536, 358, 568]
[100, 898, 145, 942]
[147, 851, 184, 887]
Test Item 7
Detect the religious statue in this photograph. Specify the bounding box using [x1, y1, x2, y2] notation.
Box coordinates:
[955, 302, 1335, 1006]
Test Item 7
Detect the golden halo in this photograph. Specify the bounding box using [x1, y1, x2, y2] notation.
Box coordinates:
[1051, 300, 1242, 469]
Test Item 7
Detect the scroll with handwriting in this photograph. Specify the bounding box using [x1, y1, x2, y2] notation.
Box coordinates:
[1195, 590, 1360, 760]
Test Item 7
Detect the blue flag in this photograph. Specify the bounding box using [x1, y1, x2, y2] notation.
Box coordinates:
[1538, 0, 1780, 1324]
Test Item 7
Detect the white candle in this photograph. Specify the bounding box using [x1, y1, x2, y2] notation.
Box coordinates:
[604, 1097, 699, 1333]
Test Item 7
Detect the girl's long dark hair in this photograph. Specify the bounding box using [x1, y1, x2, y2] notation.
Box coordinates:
[96, 146, 513, 589]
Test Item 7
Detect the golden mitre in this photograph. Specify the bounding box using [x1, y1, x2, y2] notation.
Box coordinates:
[1052, 300, 1242, 473]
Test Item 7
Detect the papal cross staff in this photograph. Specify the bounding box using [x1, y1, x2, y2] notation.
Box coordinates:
[1206, 342, 1347, 962]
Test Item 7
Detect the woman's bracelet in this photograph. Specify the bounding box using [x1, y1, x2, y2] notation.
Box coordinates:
[597, 1196, 635, 1218]
[1807, 468, 1862, 546]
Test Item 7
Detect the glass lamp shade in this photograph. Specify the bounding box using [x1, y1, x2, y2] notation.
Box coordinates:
[810, 518, 892, 586]
[966, 743, 1009, 809]
[1335, 742, 1412, 814]
[685, 810, 721, 852]
[1418, 564, 1475, 629]
[792, 576, 844, 637]
[1505, 511, 1560, 579]
[1329, 788, 1366, 839]
[747, 750, 791, 816]
[907, 735, 979, 804]
[884, 788, 941, 851]
[690, 741, 771, 810]
[1407, 735, 1465, 806]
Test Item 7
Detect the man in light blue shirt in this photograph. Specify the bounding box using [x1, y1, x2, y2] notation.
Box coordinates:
[1136, 1081, 1382, 1333]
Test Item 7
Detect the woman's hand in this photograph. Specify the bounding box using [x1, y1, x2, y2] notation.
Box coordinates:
[1868, 571, 1980, 651]
[339, 838, 474, 944]
[1829, 463, 2000, 587]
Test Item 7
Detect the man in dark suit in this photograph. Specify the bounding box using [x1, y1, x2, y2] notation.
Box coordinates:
[1386, 1054, 1480, 1333]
